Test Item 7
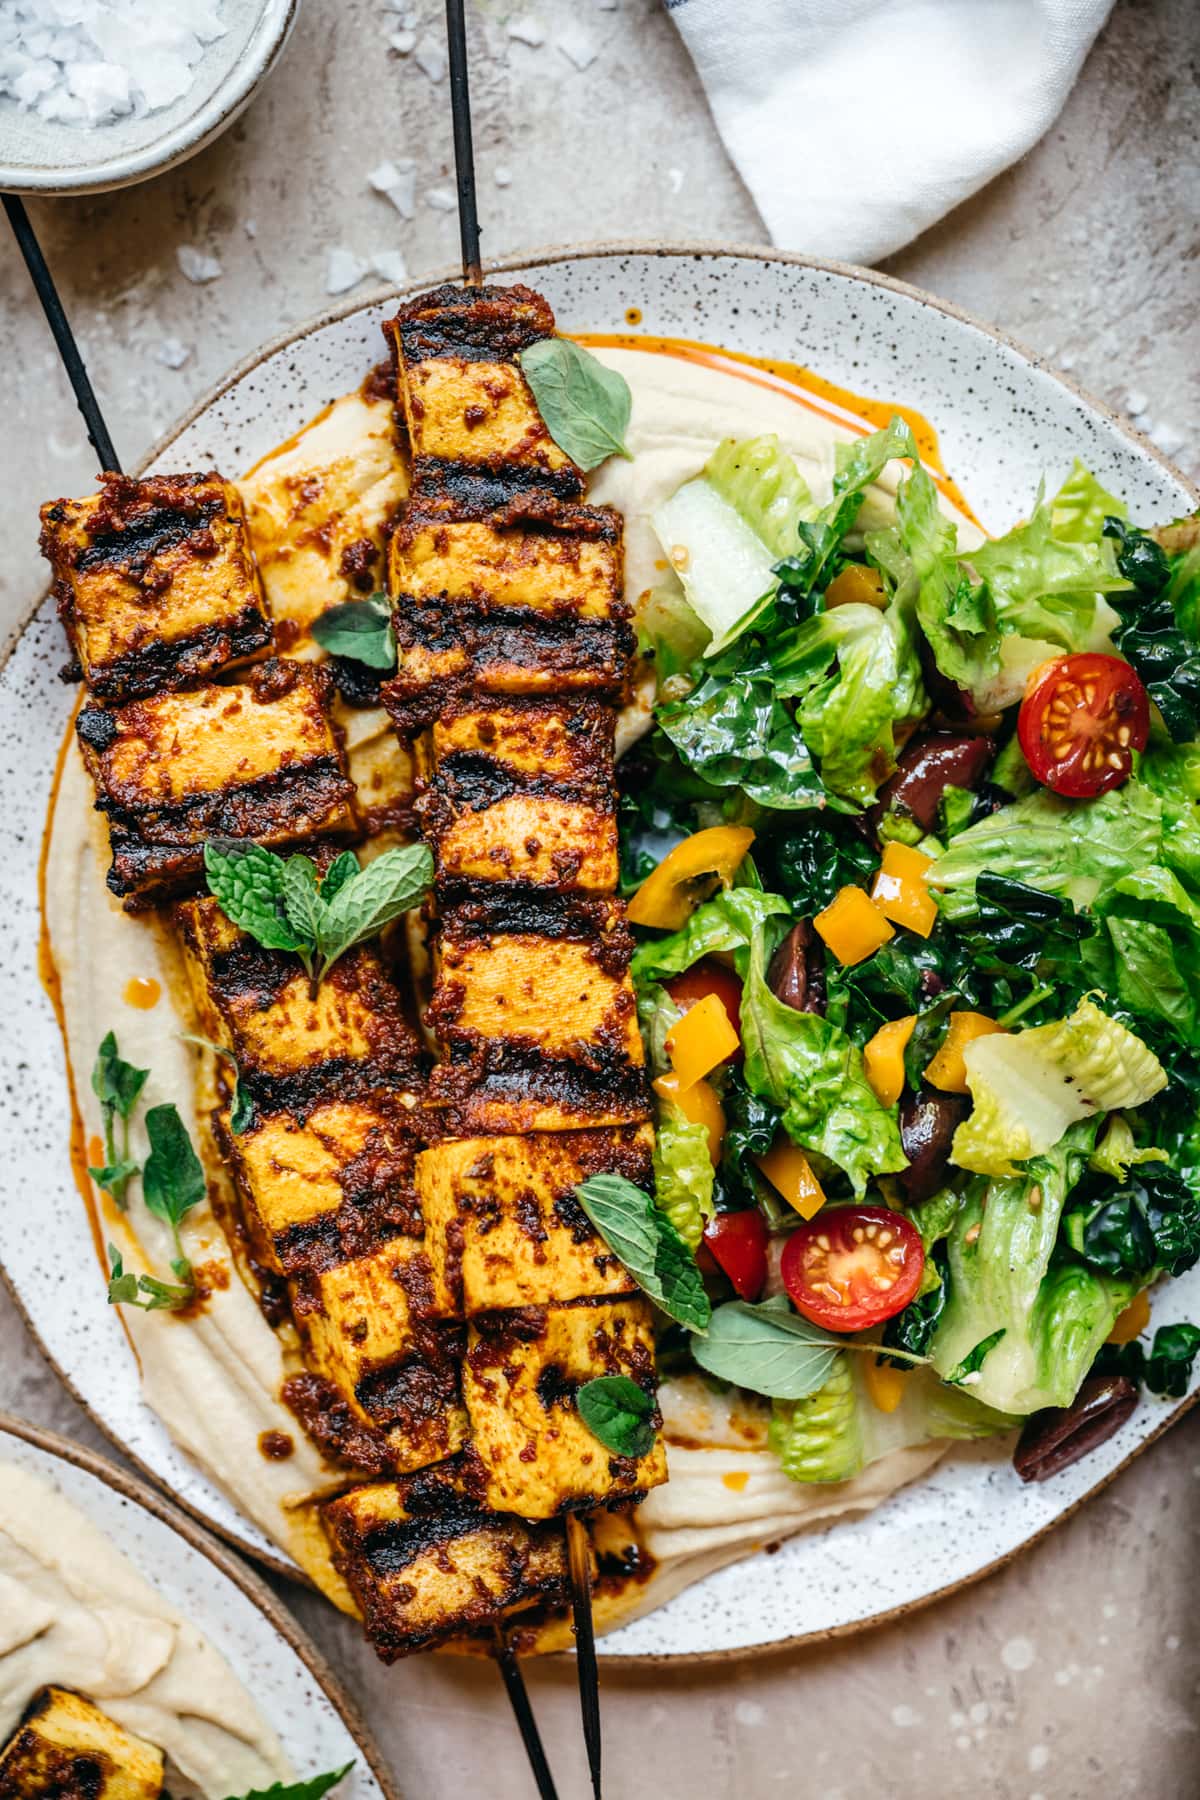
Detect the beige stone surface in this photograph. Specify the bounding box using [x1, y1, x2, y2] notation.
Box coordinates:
[2, 0, 1199, 1795]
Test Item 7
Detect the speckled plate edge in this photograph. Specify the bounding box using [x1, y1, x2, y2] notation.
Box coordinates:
[3, 241, 1198, 1664]
[0, 1410, 400, 1797]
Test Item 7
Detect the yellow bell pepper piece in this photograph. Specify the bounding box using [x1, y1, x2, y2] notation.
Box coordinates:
[1107, 1288, 1151, 1345]
[924, 1010, 1005, 1093]
[755, 1140, 827, 1219]
[664, 992, 740, 1088]
[653, 1072, 726, 1165]
[814, 885, 895, 966]
[627, 825, 756, 930]
[870, 841, 938, 938]
[824, 563, 886, 610]
[863, 1356, 909, 1414]
[863, 1014, 917, 1108]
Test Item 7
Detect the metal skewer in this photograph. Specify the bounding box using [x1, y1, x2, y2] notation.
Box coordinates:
[566, 1512, 603, 1799]
[493, 1627, 561, 1800]
[444, 0, 483, 288]
[4, 193, 122, 473]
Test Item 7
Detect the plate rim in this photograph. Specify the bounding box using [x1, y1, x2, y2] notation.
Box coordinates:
[4, 239, 1199, 1661]
[0, 1408, 401, 1797]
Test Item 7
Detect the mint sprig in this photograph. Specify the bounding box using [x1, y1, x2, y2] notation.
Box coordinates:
[574, 1173, 711, 1330]
[141, 1103, 207, 1290]
[89, 1031, 148, 1207]
[577, 1375, 657, 1459]
[518, 337, 633, 470]
[311, 594, 396, 671]
[203, 841, 433, 995]
[106, 1243, 193, 1313]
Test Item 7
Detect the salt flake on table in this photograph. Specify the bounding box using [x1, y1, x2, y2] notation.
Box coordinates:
[388, 30, 416, 54]
[556, 22, 597, 68]
[507, 15, 546, 47]
[325, 247, 367, 295]
[176, 244, 222, 283]
[413, 36, 445, 81]
[371, 249, 408, 284]
[425, 186, 457, 212]
[369, 158, 417, 219]
[155, 337, 192, 368]
[493, 164, 512, 187]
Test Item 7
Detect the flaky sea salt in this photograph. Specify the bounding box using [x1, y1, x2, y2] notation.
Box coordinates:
[155, 335, 192, 368]
[556, 22, 597, 68]
[176, 243, 221, 283]
[413, 36, 445, 81]
[370, 248, 408, 285]
[368, 157, 417, 220]
[326, 246, 367, 296]
[425, 186, 456, 212]
[507, 15, 546, 47]
[0, 0, 227, 128]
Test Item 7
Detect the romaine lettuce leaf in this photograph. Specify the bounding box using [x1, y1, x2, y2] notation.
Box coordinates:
[929, 782, 1164, 919]
[771, 602, 925, 807]
[631, 885, 791, 984]
[653, 1102, 716, 1250]
[1050, 461, 1127, 543]
[768, 1355, 1016, 1484]
[930, 1126, 1139, 1413]
[951, 998, 1167, 1178]
[740, 924, 906, 1195]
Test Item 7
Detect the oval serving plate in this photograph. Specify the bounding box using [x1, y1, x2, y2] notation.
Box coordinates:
[0, 1411, 396, 1797]
[2, 245, 1197, 1660]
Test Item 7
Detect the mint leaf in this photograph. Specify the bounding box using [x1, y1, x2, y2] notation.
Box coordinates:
[320, 850, 361, 901]
[221, 1764, 355, 1800]
[315, 843, 434, 979]
[90, 1032, 148, 1207]
[577, 1375, 657, 1458]
[689, 1296, 842, 1399]
[575, 1173, 711, 1330]
[281, 854, 326, 948]
[204, 842, 310, 955]
[519, 337, 632, 470]
[312, 594, 396, 670]
[142, 1104, 206, 1280]
[106, 1244, 192, 1313]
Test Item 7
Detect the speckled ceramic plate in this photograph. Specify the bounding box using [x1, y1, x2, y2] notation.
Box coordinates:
[1, 245, 1198, 1661]
[0, 0, 299, 194]
[0, 1413, 396, 1796]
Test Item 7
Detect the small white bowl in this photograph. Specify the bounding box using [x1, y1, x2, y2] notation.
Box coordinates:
[0, 0, 300, 194]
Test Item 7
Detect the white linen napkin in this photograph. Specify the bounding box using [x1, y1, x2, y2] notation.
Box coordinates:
[665, 0, 1114, 264]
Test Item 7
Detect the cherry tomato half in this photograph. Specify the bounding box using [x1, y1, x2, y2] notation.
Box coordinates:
[780, 1204, 924, 1332]
[1018, 653, 1149, 799]
[703, 1209, 768, 1301]
[665, 959, 744, 1065]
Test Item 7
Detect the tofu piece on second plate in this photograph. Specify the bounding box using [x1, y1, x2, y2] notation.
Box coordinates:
[77, 660, 357, 905]
[41, 472, 272, 701]
[0, 1687, 164, 1800]
[463, 1296, 667, 1518]
[323, 1461, 571, 1658]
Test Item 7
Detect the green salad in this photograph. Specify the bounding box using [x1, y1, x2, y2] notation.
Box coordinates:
[616, 418, 1200, 1486]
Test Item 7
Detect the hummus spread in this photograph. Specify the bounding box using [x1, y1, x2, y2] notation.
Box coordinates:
[0, 1459, 291, 1796]
[41, 342, 978, 1631]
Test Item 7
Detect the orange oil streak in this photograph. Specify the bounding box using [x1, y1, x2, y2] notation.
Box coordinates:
[574, 332, 984, 531]
[123, 975, 161, 1010]
[38, 703, 109, 1275]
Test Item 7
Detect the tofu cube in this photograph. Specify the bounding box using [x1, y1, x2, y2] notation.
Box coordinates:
[416, 697, 618, 893]
[427, 898, 649, 1132]
[175, 894, 424, 1113]
[323, 1462, 570, 1658]
[77, 660, 356, 905]
[464, 1298, 667, 1518]
[0, 1688, 163, 1800]
[417, 1126, 652, 1313]
[41, 472, 273, 701]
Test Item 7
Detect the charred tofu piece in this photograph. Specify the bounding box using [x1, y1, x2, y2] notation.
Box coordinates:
[464, 1298, 667, 1518]
[77, 660, 357, 905]
[323, 1461, 570, 1658]
[41, 472, 272, 702]
[0, 1688, 163, 1800]
[427, 895, 649, 1132]
[383, 501, 632, 733]
[418, 1126, 652, 1314]
[414, 696, 618, 895]
[228, 1098, 422, 1276]
[385, 283, 583, 499]
[293, 1257, 467, 1473]
[176, 894, 424, 1116]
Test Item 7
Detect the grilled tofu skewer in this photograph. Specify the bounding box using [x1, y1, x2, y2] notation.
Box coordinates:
[0, 1688, 164, 1800]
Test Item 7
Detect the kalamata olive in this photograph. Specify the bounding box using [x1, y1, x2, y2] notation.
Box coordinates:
[1012, 1376, 1139, 1482]
[767, 919, 826, 1016]
[898, 1086, 970, 1203]
[918, 637, 974, 724]
[873, 733, 996, 834]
